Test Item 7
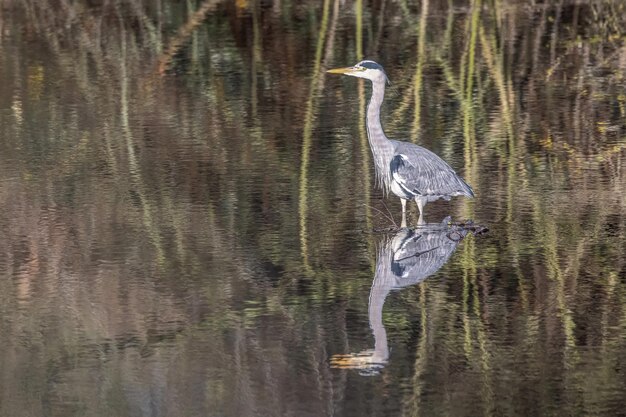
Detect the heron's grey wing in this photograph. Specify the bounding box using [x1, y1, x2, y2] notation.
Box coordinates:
[391, 228, 465, 284]
[390, 142, 474, 198]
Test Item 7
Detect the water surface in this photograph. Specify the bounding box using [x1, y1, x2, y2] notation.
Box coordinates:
[1, 1, 626, 416]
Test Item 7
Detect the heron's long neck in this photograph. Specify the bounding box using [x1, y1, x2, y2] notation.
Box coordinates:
[367, 80, 394, 192]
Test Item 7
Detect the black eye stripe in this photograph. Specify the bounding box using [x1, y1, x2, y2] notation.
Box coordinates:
[358, 61, 382, 70]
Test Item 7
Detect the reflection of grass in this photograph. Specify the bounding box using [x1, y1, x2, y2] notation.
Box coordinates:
[4, 0, 626, 415]
[298, 0, 335, 271]
[463, 0, 480, 170]
[120, 28, 165, 263]
[356, 0, 375, 265]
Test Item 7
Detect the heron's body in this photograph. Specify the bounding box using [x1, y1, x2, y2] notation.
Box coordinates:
[328, 60, 474, 226]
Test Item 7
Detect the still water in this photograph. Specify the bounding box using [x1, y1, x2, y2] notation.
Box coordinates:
[1, 1, 626, 416]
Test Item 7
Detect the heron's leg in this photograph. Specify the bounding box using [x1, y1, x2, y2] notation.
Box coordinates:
[400, 199, 407, 228]
[415, 197, 425, 225]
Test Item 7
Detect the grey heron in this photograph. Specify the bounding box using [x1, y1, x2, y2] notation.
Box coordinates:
[327, 60, 474, 226]
[330, 218, 469, 373]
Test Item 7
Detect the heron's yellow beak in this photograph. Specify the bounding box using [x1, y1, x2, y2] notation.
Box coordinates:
[326, 66, 356, 74]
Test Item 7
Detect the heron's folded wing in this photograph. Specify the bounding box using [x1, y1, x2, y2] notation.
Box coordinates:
[390, 143, 474, 198]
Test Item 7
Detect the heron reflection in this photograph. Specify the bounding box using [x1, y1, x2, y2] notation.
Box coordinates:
[331, 218, 473, 374]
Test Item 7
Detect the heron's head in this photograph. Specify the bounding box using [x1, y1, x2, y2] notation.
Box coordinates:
[327, 60, 389, 83]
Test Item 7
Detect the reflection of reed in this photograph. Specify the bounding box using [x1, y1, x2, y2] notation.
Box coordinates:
[298, 0, 331, 271]
[156, 0, 222, 74]
[298, 0, 342, 271]
[355, 0, 374, 263]
[410, 0, 429, 141]
[3, 1, 626, 415]
[463, 0, 480, 172]
[120, 26, 165, 262]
